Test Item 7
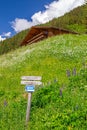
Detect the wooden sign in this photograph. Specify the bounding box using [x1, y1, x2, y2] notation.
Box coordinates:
[21, 75, 42, 124]
[21, 76, 42, 85]
[21, 80, 42, 85]
[21, 76, 42, 81]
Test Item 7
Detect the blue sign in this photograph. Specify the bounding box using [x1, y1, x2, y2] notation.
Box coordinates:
[25, 85, 35, 92]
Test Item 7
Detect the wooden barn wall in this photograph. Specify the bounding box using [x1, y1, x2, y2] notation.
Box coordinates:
[21, 27, 78, 46]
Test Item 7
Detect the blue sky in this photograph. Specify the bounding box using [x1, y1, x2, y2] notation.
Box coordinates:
[0, 0, 85, 41]
[0, 0, 53, 37]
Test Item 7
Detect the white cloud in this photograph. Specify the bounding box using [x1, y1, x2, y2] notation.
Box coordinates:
[2, 32, 11, 37]
[0, 36, 6, 41]
[11, 0, 85, 33]
[11, 18, 36, 33]
[0, 32, 11, 42]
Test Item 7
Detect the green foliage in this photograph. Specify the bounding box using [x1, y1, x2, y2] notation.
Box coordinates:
[68, 67, 87, 90]
[0, 29, 28, 55]
[0, 98, 27, 130]
[29, 68, 87, 130]
[44, 4, 87, 33]
[0, 34, 87, 129]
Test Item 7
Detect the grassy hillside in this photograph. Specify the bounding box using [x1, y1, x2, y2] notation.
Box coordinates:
[44, 4, 87, 33]
[0, 34, 87, 129]
[0, 29, 28, 55]
[0, 4, 86, 55]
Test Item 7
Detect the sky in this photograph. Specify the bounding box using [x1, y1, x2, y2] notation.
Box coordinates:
[0, 0, 85, 41]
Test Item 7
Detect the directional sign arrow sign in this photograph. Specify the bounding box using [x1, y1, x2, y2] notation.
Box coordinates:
[21, 76, 42, 81]
[21, 81, 42, 85]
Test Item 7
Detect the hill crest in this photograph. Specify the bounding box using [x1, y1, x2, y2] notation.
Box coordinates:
[0, 4, 87, 55]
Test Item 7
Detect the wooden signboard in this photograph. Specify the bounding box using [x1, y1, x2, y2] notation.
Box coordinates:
[21, 76, 42, 85]
[21, 76, 42, 124]
[21, 80, 42, 85]
[21, 76, 42, 81]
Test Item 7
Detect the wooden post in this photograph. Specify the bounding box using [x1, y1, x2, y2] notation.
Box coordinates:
[26, 92, 32, 123]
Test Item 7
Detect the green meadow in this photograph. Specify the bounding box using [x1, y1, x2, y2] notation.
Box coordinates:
[0, 34, 87, 129]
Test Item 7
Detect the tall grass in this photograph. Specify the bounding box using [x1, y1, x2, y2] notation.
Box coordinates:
[0, 34, 87, 129]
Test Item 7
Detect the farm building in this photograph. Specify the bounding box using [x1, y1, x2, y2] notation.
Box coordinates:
[21, 26, 78, 46]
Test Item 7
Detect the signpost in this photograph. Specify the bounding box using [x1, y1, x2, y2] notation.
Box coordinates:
[21, 76, 42, 124]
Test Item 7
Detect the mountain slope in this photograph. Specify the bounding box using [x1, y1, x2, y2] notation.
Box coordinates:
[44, 4, 87, 33]
[0, 29, 29, 55]
[0, 34, 87, 129]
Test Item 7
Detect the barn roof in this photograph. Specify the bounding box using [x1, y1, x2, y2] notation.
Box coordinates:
[21, 26, 78, 46]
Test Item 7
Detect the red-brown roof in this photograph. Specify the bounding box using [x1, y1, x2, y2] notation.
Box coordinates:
[21, 26, 78, 46]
